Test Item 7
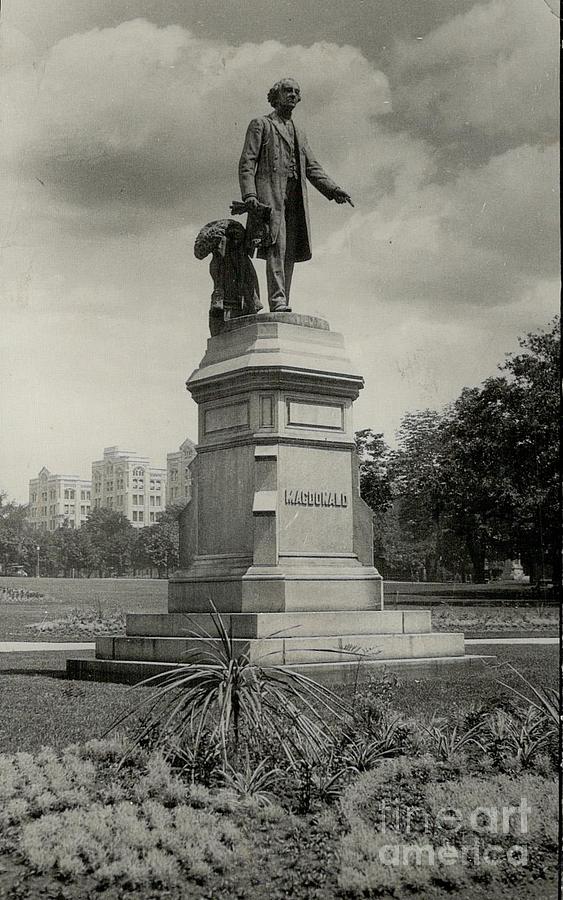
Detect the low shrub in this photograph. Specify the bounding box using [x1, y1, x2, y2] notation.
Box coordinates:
[26, 608, 126, 635]
[0, 587, 47, 603]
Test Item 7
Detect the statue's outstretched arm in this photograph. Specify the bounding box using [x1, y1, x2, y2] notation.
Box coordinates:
[304, 137, 353, 205]
[303, 137, 340, 199]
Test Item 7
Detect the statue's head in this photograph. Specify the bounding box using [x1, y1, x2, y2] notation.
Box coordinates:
[267, 78, 301, 111]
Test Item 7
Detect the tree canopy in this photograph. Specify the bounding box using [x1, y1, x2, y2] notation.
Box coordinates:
[358, 318, 559, 583]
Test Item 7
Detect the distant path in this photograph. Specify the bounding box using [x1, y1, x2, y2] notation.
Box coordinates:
[0, 642, 95, 652]
[465, 637, 558, 646]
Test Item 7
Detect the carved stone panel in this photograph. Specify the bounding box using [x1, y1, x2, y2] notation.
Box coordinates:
[286, 400, 344, 431]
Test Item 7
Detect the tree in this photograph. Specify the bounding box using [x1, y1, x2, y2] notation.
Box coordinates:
[82, 509, 135, 577]
[441, 318, 559, 583]
[50, 525, 99, 578]
[389, 410, 450, 581]
[355, 429, 392, 512]
[354, 430, 394, 573]
[0, 498, 37, 574]
[133, 507, 181, 577]
[502, 319, 559, 584]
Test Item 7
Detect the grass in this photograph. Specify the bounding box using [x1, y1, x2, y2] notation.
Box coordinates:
[0, 576, 167, 641]
[1, 576, 556, 641]
[0, 645, 557, 756]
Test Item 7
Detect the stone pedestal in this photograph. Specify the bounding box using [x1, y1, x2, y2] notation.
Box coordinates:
[67, 314, 481, 684]
[169, 312, 382, 618]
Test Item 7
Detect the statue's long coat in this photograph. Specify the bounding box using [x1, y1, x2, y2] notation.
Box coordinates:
[238, 112, 339, 263]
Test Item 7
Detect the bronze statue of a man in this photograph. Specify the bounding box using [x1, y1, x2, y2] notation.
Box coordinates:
[239, 78, 353, 312]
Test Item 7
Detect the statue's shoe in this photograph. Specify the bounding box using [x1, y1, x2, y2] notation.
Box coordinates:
[270, 305, 292, 312]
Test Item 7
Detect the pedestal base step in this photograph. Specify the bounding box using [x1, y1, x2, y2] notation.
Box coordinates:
[66, 653, 495, 686]
[126, 609, 431, 639]
[95, 631, 465, 666]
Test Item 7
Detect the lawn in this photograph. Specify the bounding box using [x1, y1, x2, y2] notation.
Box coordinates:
[1, 577, 557, 641]
[0, 577, 167, 640]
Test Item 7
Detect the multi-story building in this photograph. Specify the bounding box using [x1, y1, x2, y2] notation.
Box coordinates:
[166, 438, 196, 508]
[91, 447, 166, 528]
[28, 467, 91, 531]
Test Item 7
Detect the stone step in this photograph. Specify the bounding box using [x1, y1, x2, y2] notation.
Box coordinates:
[126, 609, 431, 639]
[66, 652, 492, 686]
[96, 631, 464, 666]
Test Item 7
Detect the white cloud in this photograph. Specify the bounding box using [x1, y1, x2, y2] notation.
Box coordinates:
[390, 0, 559, 142]
[0, 19, 390, 225]
[311, 142, 559, 311]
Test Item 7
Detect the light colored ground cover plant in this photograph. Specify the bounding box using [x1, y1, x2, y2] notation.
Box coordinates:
[432, 605, 557, 633]
[21, 800, 244, 887]
[0, 739, 249, 891]
[26, 608, 126, 635]
[0, 587, 47, 603]
[337, 757, 557, 898]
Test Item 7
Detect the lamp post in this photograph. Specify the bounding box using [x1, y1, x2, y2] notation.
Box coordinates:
[36, 546, 40, 578]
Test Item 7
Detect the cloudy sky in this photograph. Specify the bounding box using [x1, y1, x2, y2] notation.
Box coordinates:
[0, 0, 559, 501]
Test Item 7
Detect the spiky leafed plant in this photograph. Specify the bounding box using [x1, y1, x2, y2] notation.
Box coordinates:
[422, 715, 487, 762]
[219, 753, 281, 806]
[285, 739, 350, 813]
[342, 713, 407, 772]
[485, 706, 555, 768]
[495, 662, 559, 726]
[110, 604, 350, 771]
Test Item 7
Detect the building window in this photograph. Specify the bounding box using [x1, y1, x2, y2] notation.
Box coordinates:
[156, 496, 161, 506]
[150, 512, 155, 522]
[150, 496, 155, 507]
[138, 511, 144, 522]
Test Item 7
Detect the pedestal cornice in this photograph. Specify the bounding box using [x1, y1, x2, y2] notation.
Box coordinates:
[186, 314, 364, 403]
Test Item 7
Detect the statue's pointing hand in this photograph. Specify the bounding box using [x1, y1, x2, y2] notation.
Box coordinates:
[333, 188, 354, 207]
